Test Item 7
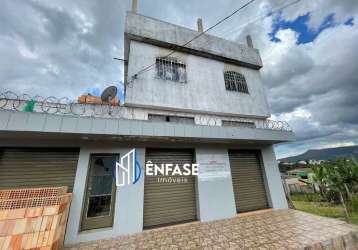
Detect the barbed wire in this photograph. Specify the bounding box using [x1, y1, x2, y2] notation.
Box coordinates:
[0, 90, 292, 132]
[0, 90, 119, 117]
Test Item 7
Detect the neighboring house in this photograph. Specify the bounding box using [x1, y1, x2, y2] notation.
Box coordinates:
[298, 160, 308, 165]
[308, 159, 324, 165]
[287, 168, 312, 179]
[282, 175, 300, 193]
[283, 168, 315, 194]
[0, 3, 294, 246]
[282, 175, 314, 194]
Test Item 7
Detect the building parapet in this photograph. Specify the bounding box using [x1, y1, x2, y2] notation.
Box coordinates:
[125, 12, 263, 69]
[0, 91, 292, 133]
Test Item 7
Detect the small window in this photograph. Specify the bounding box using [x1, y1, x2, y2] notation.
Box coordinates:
[224, 71, 249, 93]
[156, 57, 186, 83]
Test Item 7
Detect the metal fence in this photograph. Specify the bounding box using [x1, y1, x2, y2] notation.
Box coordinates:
[0, 90, 293, 131]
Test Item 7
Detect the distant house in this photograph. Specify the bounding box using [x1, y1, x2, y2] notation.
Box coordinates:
[287, 168, 312, 179]
[308, 159, 324, 165]
[282, 175, 315, 194]
[298, 160, 308, 165]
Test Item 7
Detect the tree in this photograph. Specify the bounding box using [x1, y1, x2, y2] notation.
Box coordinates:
[310, 157, 358, 223]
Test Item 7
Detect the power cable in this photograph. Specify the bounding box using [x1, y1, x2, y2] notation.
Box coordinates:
[127, 0, 257, 84]
[215, 0, 302, 39]
[126, 0, 303, 84]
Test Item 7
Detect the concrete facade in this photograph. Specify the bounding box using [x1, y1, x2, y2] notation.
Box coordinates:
[125, 41, 271, 118]
[65, 147, 146, 245]
[195, 148, 236, 222]
[261, 145, 289, 209]
[0, 8, 294, 247]
[124, 12, 263, 69]
[0, 110, 294, 144]
[60, 144, 286, 245]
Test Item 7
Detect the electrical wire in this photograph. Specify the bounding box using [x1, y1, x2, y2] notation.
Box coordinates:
[215, 0, 302, 39]
[127, 0, 304, 84]
[127, 0, 257, 84]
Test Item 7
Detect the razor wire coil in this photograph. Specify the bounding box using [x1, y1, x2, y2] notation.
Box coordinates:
[0, 90, 292, 131]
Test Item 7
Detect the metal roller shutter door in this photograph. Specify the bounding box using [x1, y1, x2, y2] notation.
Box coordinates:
[143, 149, 197, 228]
[0, 148, 79, 192]
[229, 150, 268, 212]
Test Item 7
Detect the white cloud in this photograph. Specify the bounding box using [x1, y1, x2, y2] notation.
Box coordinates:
[319, 141, 355, 149]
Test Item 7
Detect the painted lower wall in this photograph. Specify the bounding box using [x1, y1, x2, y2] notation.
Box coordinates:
[64, 147, 146, 245]
[64, 144, 287, 245]
[260, 145, 289, 209]
[195, 148, 236, 221]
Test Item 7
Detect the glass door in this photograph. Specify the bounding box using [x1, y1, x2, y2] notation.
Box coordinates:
[81, 154, 117, 231]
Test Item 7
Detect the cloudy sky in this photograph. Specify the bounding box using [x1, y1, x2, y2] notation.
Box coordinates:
[1, 0, 357, 158]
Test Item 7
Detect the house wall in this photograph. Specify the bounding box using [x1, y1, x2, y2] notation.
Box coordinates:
[64, 147, 146, 245]
[125, 41, 271, 118]
[124, 12, 263, 69]
[0, 110, 295, 144]
[63, 144, 287, 245]
[260, 145, 288, 209]
[195, 148, 236, 221]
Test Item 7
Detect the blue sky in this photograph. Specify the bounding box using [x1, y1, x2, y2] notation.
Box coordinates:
[262, 8, 357, 158]
[269, 12, 342, 44]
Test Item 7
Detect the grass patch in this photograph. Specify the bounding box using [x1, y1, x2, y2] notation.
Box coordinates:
[291, 194, 358, 225]
[293, 200, 343, 218]
[291, 193, 321, 202]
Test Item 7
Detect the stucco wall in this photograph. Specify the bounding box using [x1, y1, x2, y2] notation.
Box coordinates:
[63, 144, 287, 245]
[260, 145, 288, 209]
[125, 41, 271, 118]
[195, 148, 236, 222]
[65, 147, 145, 245]
[125, 12, 262, 68]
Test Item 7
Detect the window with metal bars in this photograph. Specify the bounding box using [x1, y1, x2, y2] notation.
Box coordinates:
[155, 57, 186, 83]
[223, 71, 249, 94]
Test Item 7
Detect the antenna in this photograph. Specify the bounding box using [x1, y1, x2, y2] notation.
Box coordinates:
[101, 86, 118, 115]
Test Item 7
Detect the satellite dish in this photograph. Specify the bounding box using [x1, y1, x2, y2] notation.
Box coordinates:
[101, 86, 117, 103]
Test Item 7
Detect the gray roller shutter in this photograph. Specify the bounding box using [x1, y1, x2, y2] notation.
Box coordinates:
[0, 148, 79, 192]
[229, 150, 268, 212]
[143, 149, 197, 228]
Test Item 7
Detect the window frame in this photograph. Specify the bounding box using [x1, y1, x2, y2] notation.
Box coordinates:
[155, 57, 187, 83]
[223, 71, 249, 94]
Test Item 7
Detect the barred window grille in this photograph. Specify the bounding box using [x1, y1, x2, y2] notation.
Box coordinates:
[224, 71, 249, 93]
[156, 57, 186, 83]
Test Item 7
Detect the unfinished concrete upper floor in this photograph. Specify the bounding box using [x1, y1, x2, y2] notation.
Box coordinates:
[124, 12, 263, 70]
[123, 12, 271, 119]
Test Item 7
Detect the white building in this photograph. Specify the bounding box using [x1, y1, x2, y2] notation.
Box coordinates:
[0, 3, 294, 245]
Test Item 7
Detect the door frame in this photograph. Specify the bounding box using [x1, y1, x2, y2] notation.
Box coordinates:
[80, 153, 119, 231]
